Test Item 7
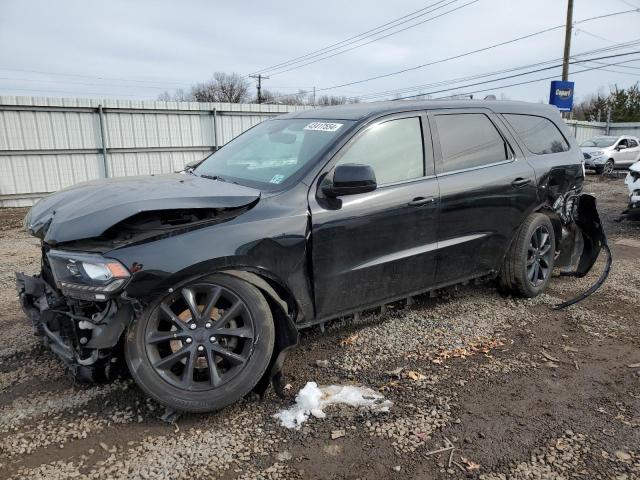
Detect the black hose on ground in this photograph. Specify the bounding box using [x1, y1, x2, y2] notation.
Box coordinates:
[553, 242, 612, 310]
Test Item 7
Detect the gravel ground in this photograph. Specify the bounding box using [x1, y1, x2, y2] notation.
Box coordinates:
[0, 174, 638, 479]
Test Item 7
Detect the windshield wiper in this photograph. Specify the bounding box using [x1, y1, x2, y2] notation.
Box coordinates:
[198, 174, 239, 185]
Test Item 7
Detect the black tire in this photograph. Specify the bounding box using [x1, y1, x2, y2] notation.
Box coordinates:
[603, 159, 614, 175]
[499, 213, 555, 298]
[125, 273, 274, 413]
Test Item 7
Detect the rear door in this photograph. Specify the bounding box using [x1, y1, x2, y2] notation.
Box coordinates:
[308, 113, 439, 319]
[429, 109, 537, 284]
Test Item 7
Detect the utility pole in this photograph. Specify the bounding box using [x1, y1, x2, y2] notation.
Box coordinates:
[249, 74, 269, 104]
[562, 0, 574, 81]
[312, 86, 316, 106]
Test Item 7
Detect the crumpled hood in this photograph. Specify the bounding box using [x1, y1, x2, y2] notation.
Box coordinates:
[27, 174, 261, 244]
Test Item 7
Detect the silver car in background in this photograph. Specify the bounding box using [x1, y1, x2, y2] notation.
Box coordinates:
[580, 135, 640, 174]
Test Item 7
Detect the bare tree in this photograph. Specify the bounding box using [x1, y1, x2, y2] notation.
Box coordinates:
[260, 89, 309, 105]
[316, 95, 348, 106]
[157, 88, 194, 102]
[191, 72, 250, 103]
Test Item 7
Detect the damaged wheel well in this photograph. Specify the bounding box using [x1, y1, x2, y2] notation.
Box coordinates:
[219, 269, 300, 397]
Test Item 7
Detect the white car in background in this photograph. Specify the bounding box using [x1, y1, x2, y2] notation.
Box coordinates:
[580, 135, 640, 174]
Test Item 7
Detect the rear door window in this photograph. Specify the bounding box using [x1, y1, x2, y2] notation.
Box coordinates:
[504, 114, 569, 155]
[628, 139, 639, 148]
[434, 113, 509, 173]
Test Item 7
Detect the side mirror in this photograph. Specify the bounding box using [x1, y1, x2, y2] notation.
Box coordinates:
[617, 144, 627, 151]
[322, 163, 377, 197]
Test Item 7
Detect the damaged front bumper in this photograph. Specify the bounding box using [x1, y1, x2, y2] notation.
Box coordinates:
[16, 271, 134, 382]
[623, 169, 640, 216]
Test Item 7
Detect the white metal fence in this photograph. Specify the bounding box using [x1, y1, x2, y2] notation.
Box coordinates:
[565, 119, 640, 144]
[0, 96, 310, 207]
[2, 96, 640, 207]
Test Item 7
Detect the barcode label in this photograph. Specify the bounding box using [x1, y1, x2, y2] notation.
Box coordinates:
[304, 122, 343, 132]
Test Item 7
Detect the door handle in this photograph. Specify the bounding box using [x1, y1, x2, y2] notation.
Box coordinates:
[511, 177, 531, 188]
[408, 197, 435, 207]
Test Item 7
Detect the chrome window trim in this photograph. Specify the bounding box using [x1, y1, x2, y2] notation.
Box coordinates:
[434, 157, 515, 178]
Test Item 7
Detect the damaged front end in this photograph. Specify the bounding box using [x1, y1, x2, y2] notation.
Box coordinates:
[15, 173, 264, 382]
[16, 248, 135, 382]
[553, 190, 611, 309]
[622, 162, 640, 218]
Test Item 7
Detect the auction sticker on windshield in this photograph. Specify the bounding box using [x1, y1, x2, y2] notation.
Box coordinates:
[304, 122, 343, 132]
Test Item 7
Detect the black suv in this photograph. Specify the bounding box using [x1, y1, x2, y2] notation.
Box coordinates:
[17, 100, 605, 412]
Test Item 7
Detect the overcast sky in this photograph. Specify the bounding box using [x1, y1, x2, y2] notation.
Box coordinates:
[0, 0, 638, 104]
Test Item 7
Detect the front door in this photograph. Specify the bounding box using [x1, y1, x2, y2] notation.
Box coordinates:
[308, 113, 439, 319]
[429, 109, 538, 284]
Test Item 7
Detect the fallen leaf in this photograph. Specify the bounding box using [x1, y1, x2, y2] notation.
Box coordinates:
[406, 370, 426, 381]
[627, 362, 640, 368]
[340, 334, 359, 347]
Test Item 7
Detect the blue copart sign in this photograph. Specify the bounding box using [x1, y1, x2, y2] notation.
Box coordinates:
[549, 80, 574, 112]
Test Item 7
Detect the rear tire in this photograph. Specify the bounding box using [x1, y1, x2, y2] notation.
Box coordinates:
[125, 273, 274, 413]
[499, 213, 555, 298]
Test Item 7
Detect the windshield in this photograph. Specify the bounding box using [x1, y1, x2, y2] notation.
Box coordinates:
[580, 137, 617, 148]
[195, 118, 353, 189]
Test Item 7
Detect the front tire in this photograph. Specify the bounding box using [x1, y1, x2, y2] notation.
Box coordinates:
[125, 273, 274, 413]
[499, 213, 555, 298]
[603, 159, 614, 175]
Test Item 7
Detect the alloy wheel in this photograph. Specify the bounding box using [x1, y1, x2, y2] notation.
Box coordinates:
[144, 283, 255, 391]
[603, 160, 614, 175]
[526, 225, 552, 287]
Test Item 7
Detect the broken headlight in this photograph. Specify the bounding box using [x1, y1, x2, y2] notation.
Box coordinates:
[47, 250, 130, 300]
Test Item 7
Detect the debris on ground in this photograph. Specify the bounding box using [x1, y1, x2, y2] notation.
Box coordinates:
[274, 382, 392, 429]
[339, 333, 359, 347]
[430, 337, 505, 364]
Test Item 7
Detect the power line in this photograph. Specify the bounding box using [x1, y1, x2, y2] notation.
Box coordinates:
[0, 67, 193, 87]
[262, 0, 479, 77]
[0, 75, 190, 91]
[391, 50, 640, 100]
[584, 58, 640, 70]
[355, 39, 640, 101]
[0, 86, 161, 98]
[268, 8, 640, 101]
[575, 28, 617, 44]
[433, 58, 640, 100]
[249, 0, 455, 75]
[580, 60, 640, 75]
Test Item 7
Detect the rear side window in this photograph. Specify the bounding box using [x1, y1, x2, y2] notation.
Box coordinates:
[336, 117, 425, 185]
[505, 114, 569, 155]
[629, 139, 639, 148]
[434, 113, 509, 173]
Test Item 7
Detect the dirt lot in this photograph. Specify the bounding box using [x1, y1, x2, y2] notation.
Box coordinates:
[0, 175, 638, 480]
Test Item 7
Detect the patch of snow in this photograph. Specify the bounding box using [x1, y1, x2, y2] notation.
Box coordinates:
[274, 381, 392, 429]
